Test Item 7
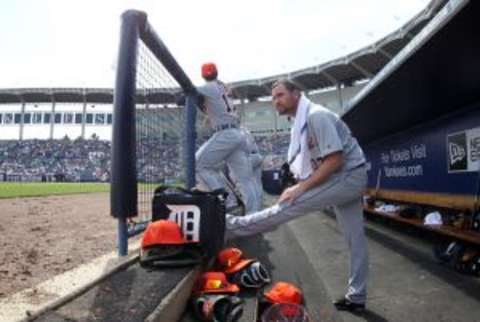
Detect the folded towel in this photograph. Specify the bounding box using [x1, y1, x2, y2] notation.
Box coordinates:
[287, 95, 313, 180]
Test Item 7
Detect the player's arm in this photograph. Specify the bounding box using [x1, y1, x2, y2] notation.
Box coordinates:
[297, 152, 343, 191]
[279, 112, 344, 204]
[194, 93, 206, 112]
[176, 91, 206, 112]
[279, 152, 343, 204]
[195, 85, 211, 113]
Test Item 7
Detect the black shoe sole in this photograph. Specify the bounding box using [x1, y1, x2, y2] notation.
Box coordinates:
[333, 299, 365, 312]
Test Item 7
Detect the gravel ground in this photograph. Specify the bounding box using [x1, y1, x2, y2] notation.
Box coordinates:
[0, 193, 117, 299]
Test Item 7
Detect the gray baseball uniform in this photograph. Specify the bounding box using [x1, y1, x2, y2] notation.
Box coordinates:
[243, 128, 263, 210]
[226, 101, 369, 304]
[196, 80, 257, 213]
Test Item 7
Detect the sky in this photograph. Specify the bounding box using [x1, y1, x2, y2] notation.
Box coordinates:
[0, 0, 430, 88]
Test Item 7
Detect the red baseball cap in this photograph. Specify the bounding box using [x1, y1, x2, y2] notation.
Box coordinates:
[201, 62, 218, 78]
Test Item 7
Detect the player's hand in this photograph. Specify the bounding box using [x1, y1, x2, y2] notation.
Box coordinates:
[278, 183, 306, 204]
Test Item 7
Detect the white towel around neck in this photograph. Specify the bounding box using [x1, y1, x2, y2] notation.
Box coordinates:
[287, 94, 313, 180]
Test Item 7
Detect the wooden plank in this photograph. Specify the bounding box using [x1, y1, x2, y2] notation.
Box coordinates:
[363, 206, 480, 245]
[364, 188, 476, 210]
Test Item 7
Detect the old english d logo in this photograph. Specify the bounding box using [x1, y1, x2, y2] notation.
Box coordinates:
[167, 205, 201, 242]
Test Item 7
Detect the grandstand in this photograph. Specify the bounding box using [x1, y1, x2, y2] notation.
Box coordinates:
[0, 84, 365, 141]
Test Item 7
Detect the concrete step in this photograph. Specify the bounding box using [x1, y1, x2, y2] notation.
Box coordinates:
[287, 211, 480, 322]
[180, 219, 343, 322]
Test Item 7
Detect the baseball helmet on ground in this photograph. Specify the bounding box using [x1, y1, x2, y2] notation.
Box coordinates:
[140, 220, 201, 268]
[228, 261, 271, 289]
[261, 303, 310, 322]
[194, 272, 240, 295]
[263, 282, 303, 305]
[217, 247, 254, 274]
[193, 294, 243, 322]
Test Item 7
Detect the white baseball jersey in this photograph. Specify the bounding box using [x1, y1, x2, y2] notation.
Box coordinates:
[306, 105, 366, 172]
[197, 80, 239, 129]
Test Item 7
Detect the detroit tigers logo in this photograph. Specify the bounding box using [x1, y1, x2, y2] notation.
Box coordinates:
[166, 204, 201, 242]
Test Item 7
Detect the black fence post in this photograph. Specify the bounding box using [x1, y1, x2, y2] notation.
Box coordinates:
[184, 95, 197, 189]
[111, 10, 146, 256]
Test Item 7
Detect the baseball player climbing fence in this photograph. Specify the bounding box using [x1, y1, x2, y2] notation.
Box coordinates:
[111, 10, 203, 256]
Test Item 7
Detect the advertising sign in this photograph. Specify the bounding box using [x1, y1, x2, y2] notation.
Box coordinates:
[364, 107, 480, 195]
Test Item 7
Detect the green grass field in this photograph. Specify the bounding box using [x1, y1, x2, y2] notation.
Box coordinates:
[0, 182, 110, 199]
[0, 182, 181, 199]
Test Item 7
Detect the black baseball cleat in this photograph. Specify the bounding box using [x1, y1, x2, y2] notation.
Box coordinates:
[333, 298, 365, 312]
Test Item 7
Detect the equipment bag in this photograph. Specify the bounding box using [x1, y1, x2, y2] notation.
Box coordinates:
[261, 163, 297, 196]
[261, 169, 284, 195]
[152, 186, 227, 259]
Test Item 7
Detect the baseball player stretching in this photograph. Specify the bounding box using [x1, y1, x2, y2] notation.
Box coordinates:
[226, 79, 369, 312]
[195, 63, 258, 213]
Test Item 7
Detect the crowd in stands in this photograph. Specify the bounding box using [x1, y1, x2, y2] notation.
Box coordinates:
[0, 138, 111, 182]
[0, 133, 290, 183]
[136, 137, 183, 184]
[254, 134, 290, 169]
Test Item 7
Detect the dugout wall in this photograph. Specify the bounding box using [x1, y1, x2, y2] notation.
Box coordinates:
[343, 0, 480, 245]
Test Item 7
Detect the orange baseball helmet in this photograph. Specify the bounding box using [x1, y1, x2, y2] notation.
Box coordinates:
[194, 272, 240, 295]
[201, 62, 218, 79]
[263, 282, 303, 305]
[141, 220, 188, 248]
[261, 303, 311, 322]
[140, 220, 202, 268]
[217, 247, 254, 274]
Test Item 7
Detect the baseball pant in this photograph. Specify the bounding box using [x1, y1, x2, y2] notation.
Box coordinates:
[250, 153, 263, 210]
[226, 166, 369, 303]
[196, 128, 257, 213]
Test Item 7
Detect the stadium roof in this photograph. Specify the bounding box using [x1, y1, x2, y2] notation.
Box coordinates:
[0, 0, 447, 104]
[0, 87, 177, 105]
[343, 0, 479, 146]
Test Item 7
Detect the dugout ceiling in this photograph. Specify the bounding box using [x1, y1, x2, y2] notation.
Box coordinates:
[343, 0, 480, 145]
[225, 1, 442, 100]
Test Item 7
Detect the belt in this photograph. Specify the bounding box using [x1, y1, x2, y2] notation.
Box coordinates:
[350, 162, 366, 170]
[214, 123, 238, 132]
